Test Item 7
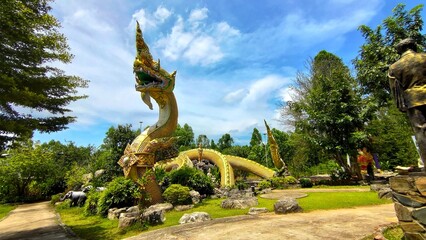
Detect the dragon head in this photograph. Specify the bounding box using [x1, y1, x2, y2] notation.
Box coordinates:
[133, 21, 176, 109]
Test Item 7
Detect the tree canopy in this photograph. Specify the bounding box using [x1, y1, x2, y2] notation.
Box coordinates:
[0, 0, 88, 150]
[354, 3, 426, 106]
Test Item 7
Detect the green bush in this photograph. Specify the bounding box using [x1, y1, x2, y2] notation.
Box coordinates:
[235, 180, 249, 190]
[97, 177, 141, 216]
[84, 191, 101, 216]
[50, 193, 62, 205]
[162, 184, 191, 205]
[269, 176, 299, 189]
[258, 180, 272, 190]
[166, 167, 213, 195]
[284, 176, 298, 184]
[299, 178, 313, 188]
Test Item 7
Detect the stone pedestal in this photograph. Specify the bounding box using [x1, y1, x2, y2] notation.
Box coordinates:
[390, 173, 426, 239]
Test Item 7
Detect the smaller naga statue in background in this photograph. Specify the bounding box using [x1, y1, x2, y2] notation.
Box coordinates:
[388, 38, 426, 170]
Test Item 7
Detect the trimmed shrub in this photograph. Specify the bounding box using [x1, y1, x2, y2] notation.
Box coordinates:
[84, 190, 101, 216]
[97, 177, 141, 216]
[258, 180, 272, 190]
[166, 167, 214, 195]
[162, 184, 191, 205]
[299, 178, 313, 188]
[270, 176, 299, 189]
[284, 176, 298, 184]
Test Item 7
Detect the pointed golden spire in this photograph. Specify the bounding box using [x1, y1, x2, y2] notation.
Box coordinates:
[135, 21, 153, 64]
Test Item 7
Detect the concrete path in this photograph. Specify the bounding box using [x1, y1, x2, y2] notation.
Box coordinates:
[126, 204, 397, 240]
[0, 201, 76, 240]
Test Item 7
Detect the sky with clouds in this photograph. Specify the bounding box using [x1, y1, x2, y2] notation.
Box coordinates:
[33, 0, 426, 147]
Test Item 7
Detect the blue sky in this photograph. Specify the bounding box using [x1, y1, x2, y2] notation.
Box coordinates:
[33, 0, 426, 147]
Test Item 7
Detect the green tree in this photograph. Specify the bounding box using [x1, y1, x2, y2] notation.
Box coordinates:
[196, 134, 210, 148]
[249, 128, 262, 147]
[284, 51, 365, 173]
[173, 123, 195, 151]
[366, 103, 418, 169]
[101, 124, 139, 178]
[223, 145, 251, 158]
[210, 139, 218, 150]
[354, 4, 425, 106]
[0, 0, 88, 150]
[0, 140, 59, 202]
[217, 133, 234, 152]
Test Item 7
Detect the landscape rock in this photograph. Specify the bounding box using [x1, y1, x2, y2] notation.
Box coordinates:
[221, 197, 258, 209]
[178, 212, 211, 224]
[118, 215, 137, 229]
[378, 188, 393, 199]
[274, 198, 303, 214]
[108, 207, 127, 220]
[248, 207, 269, 215]
[190, 190, 201, 204]
[146, 203, 174, 212]
[174, 205, 194, 211]
[142, 208, 165, 225]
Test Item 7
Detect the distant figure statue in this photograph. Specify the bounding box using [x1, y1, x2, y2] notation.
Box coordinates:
[388, 38, 426, 170]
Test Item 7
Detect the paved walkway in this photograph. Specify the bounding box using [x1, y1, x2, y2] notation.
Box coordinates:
[0, 190, 397, 240]
[0, 201, 75, 240]
[126, 204, 397, 240]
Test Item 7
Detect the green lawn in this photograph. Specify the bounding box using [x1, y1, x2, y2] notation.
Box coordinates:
[0, 204, 16, 220]
[56, 187, 392, 239]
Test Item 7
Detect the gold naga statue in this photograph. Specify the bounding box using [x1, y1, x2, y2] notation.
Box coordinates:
[119, 22, 289, 205]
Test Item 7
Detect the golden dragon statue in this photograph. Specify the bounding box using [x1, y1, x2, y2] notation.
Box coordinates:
[119, 22, 288, 205]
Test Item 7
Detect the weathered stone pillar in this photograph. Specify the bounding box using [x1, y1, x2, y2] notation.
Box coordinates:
[390, 173, 426, 239]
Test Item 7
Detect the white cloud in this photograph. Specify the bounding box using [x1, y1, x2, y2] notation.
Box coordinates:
[188, 8, 208, 23]
[224, 89, 248, 103]
[154, 6, 172, 22]
[155, 7, 240, 66]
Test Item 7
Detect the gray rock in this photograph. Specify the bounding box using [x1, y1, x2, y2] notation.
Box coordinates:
[178, 212, 211, 224]
[378, 188, 393, 199]
[108, 207, 127, 220]
[221, 197, 258, 209]
[190, 190, 201, 204]
[118, 215, 137, 229]
[146, 203, 173, 212]
[394, 202, 413, 222]
[370, 184, 390, 192]
[393, 192, 426, 208]
[412, 207, 426, 225]
[142, 208, 165, 225]
[248, 207, 269, 215]
[174, 205, 194, 211]
[126, 206, 140, 214]
[274, 198, 303, 214]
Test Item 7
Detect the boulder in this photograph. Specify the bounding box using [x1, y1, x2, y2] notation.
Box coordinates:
[178, 212, 211, 224]
[378, 188, 392, 199]
[248, 207, 269, 215]
[108, 207, 127, 220]
[221, 197, 258, 209]
[146, 203, 173, 212]
[142, 208, 165, 225]
[118, 215, 137, 229]
[174, 205, 194, 211]
[274, 198, 303, 214]
[190, 190, 201, 204]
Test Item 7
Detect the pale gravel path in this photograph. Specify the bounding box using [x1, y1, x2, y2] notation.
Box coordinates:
[126, 204, 397, 240]
[0, 201, 76, 240]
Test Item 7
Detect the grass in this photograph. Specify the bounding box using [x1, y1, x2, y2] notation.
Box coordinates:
[56, 186, 392, 239]
[0, 204, 16, 220]
[383, 226, 404, 240]
[297, 191, 392, 211]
